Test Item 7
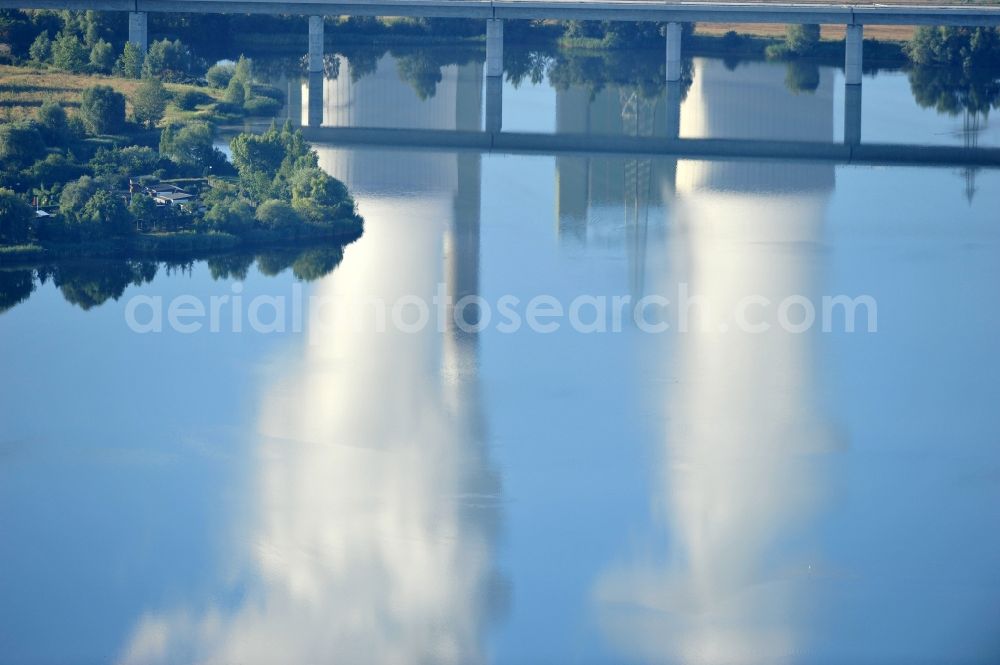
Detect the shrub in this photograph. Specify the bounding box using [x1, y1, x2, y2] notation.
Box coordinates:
[36, 101, 70, 145]
[132, 76, 169, 129]
[174, 89, 211, 111]
[0, 122, 45, 167]
[243, 96, 282, 116]
[251, 83, 285, 102]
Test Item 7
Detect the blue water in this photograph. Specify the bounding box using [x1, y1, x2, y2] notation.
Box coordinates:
[2, 48, 1000, 664]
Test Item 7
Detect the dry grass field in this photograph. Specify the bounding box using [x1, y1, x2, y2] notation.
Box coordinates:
[0, 65, 221, 123]
[694, 23, 919, 41]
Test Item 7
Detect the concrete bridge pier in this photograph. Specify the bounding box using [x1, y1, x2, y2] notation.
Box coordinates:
[845, 23, 863, 85]
[308, 16, 324, 74]
[486, 18, 503, 78]
[485, 76, 502, 132]
[128, 11, 147, 52]
[665, 22, 682, 82]
[844, 84, 862, 145]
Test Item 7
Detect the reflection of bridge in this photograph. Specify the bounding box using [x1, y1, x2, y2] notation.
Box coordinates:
[6, 0, 1000, 90]
[293, 70, 1000, 168]
[301, 126, 1000, 169]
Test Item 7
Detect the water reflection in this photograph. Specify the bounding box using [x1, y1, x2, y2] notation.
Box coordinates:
[0, 246, 347, 314]
[594, 56, 836, 664]
[117, 55, 503, 665]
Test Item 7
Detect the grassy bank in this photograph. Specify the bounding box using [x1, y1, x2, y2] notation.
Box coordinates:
[0, 64, 228, 124]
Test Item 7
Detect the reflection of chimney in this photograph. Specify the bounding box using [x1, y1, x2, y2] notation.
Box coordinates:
[676, 58, 835, 195]
[119, 51, 501, 665]
[596, 56, 838, 665]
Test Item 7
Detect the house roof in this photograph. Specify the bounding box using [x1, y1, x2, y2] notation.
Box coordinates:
[155, 192, 194, 201]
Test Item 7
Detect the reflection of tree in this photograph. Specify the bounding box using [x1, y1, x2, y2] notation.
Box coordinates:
[908, 64, 1000, 116]
[785, 60, 821, 94]
[908, 63, 1000, 202]
[207, 253, 254, 281]
[391, 45, 481, 99]
[337, 44, 380, 82]
[255, 248, 298, 277]
[290, 246, 344, 281]
[4, 244, 351, 314]
[0, 269, 35, 314]
[39, 260, 159, 311]
[394, 50, 444, 100]
[547, 50, 694, 101]
[504, 49, 550, 87]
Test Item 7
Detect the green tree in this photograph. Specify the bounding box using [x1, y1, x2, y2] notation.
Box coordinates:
[116, 41, 144, 79]
[132, 76, 169, 129]
[78, 189, 132, 237]
[223, 55, 252, 106]
[91, 145, 160, 179]
[224, 73, 248, 106]
[59, 175, 99, 218]
[906, 26, 1000, 67]
[29, 153, 86, 185]
[229, 129, 286, 199]
[89, 38, 115, 73]
[255, 199, 301, 229]
[79, 85, 126, 135]
[159, 121, 219, 169]
[205, 62, 234, 89]
[51, 31, 87, 72]
[785, 24, 821, 56]
[0, 122, 45, 167]
[28, 32, 52, 64]
[36, 101, 69, 145]
[142, 38, 193, 81]
[290, 167, 356, 223]
[128, 193, 158, 231]
[0, 188, 34, 245]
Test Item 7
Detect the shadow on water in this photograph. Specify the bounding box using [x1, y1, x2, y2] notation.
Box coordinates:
[0, 244, 348, 315]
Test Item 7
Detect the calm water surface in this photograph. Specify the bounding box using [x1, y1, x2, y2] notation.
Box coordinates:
[2, 47, 1000, 664]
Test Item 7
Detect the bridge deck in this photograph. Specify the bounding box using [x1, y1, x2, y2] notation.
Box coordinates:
[2, 0, 1000, 25]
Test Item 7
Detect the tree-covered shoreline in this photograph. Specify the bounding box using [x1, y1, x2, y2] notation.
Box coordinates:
[0, 13, 364, 265]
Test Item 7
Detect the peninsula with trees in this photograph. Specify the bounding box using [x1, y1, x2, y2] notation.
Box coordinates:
[0, 17, 363, 264]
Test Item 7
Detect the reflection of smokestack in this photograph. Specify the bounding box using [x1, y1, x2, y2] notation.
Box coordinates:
[676, 58, 835, 194]
[596, 56, 837, 665]
[119, 53, 501, 665]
